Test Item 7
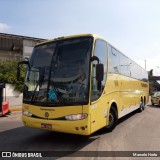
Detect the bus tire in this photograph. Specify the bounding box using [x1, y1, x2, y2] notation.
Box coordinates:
[105, 107, 117, 132]
[138, 99, 144, 112]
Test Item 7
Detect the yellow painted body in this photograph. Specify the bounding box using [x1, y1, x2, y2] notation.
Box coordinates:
[89, 74, 149, 134]
[22, 74, 148, 135]
[22, 34, 149, 135]
[23, 104, 90, 135]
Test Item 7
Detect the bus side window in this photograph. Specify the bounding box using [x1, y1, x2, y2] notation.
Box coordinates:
[91, 39, 107, 102]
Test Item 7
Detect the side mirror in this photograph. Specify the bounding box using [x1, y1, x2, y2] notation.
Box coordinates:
[96, 64, 104, 82]
[91, 56, 100, 64]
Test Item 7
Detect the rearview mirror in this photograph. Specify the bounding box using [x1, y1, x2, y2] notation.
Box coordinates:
[96, 64, 104, 82]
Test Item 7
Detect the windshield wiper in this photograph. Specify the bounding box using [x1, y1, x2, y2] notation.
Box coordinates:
[31, 80, 39, 103]
[31, 68, 45, 103]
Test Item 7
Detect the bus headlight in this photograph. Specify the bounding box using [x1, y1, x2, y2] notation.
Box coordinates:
[22, 110, 32, 117]
[65, 113, 88, 120]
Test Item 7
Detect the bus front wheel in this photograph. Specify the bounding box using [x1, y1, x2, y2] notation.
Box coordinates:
[105, 107, 117, 132]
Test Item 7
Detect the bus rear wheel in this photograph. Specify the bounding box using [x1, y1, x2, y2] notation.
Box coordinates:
[105, 107, 117, 132]
[138, 99, 144, 112]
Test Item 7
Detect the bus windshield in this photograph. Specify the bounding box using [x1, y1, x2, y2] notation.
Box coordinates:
[23, 37, 92, 106]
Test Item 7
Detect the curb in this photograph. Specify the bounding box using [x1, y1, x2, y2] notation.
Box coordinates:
[9, 106, 22, 112]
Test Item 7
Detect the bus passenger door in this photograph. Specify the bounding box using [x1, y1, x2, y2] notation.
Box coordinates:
[90, 39, 108, 133]
[90, 66, 108, 133]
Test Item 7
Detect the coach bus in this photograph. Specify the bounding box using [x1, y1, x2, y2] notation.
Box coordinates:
[17, 34, 149, 135]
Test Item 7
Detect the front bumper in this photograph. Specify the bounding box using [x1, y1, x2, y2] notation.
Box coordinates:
[22, 115, 91, 135]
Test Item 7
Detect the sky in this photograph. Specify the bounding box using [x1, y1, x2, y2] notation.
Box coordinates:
[0, 0, 160, 74]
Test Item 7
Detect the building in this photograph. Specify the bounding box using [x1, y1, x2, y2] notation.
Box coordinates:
[0, 33, 47, 109]
[0, 33, 46, 60]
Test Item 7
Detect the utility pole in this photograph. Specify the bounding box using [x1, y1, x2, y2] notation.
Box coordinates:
[145, 60, 146, 70]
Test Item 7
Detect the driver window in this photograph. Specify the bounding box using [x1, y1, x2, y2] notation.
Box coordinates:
[25, 68, 40, 91]
[91, 39, 107, 102]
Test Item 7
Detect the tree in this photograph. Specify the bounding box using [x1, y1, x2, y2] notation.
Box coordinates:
[0, 59, 25, 92]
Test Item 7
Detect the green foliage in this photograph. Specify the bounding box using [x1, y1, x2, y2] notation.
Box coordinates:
[0, 59, 25, 92]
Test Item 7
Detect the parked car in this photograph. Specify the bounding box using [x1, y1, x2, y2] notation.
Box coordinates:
[151, 92, 160, 106]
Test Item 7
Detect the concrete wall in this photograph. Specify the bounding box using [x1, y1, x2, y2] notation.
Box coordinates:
[0, 50, 21, 59]
[23, 39, 36, 58]
[3, 84, 23, 108]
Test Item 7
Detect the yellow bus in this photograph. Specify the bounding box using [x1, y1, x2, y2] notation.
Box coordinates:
[17, 34, 149, 135]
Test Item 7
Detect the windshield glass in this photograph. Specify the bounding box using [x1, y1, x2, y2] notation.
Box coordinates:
[23, 37, 92, 106]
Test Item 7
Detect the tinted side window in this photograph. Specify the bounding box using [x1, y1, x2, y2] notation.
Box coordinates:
[119, 54, 131, 77]
[108, 45, 120, 74]
[108, 45, 148, 82]
[130, 63, 148, 81]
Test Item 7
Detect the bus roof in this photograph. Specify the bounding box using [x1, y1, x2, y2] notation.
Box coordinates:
[36, 34, 101, 47]
[35, 33, 147, 71]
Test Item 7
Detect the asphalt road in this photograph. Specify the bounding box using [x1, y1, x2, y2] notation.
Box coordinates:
[1, 104, 160, 160]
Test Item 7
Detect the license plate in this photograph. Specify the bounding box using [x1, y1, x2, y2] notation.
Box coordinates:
[41, 123, 52, 129]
